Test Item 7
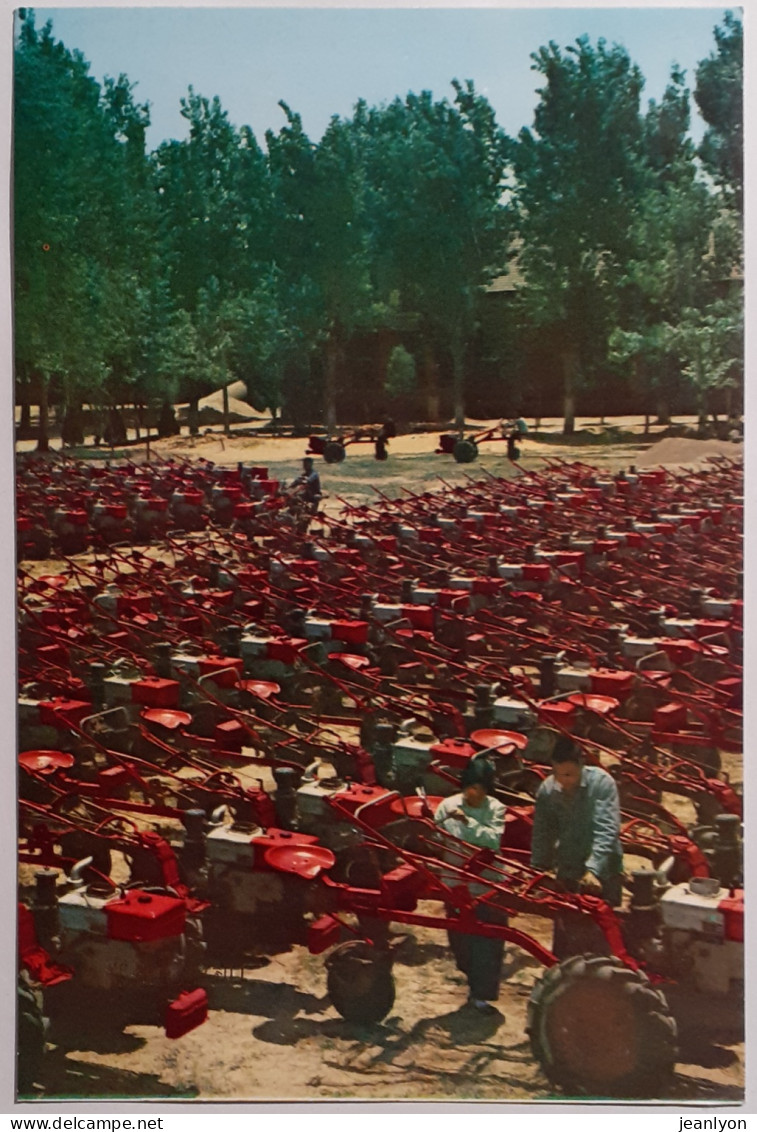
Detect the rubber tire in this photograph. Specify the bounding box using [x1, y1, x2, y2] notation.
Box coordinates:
[326, 941, 395, 1024]
[17, 974, 46, 1094]
[323, 442, 346, 464]
[453, 438, 478, 464]
[527, 954, 677, 1098]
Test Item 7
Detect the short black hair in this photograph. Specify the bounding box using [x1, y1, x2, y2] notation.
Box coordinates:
[461, 755, 496, 793]
[550, 735, 583, 766]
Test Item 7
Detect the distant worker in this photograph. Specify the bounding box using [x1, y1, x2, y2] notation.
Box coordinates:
[291, 456, 322, 515]
[374, 418, 396, 461]
[434, 757, 507, 1014]
[509, 418, 528, 460]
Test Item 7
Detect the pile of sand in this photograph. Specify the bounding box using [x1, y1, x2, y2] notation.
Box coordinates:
[635, 436, 743, 470]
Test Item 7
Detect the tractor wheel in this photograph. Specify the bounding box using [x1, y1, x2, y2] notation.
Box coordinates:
[453, 438, 478, 464]
[17, 973, 46, 1094]
[527, 954, 677, 1098]
[323, 441, 346, 464]
[326, 940, 395, 1024]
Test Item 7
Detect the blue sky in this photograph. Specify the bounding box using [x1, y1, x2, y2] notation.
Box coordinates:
[37, 7, 732, 151]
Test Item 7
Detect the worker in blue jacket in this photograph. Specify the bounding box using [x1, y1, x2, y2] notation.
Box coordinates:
[530, 737, 623, 906]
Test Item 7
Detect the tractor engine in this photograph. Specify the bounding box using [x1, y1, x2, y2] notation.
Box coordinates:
[56, 885, 197, 992]
[659, 878, 743, 995]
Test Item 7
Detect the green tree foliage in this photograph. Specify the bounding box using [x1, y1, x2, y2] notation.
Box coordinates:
[14, 11, 154, 448]
[695, 11, 743, 213]
[15, 13, 743, 441]
[385, 344, 417, 399]
[357, 83, 510, 428]
[512, 37, 646, 432]
[265, 104, 374, 431]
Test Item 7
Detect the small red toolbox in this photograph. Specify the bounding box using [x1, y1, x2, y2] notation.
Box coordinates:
[307, 916, 341, 955]
[164, 988, 208, 1039]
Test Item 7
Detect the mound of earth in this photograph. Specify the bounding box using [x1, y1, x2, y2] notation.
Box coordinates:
[635, 436, 742, 470]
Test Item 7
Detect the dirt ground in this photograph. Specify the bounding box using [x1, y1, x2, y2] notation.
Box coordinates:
[17, 422, 744, 1105]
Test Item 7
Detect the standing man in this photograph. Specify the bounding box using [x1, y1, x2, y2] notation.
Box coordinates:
[435, 758, 507, 1014]
[530, 737, 623, 905]
[292, 456, 322, 514]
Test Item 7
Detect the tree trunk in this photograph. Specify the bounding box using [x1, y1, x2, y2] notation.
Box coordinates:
[188, 396, 199, 437]
[451, 333, 465, 434]
[61, 401, 84, 447]
[222, 384, 230, 436]
[643, 411, 650, 436]
[655, 399, 671, 426]
[562, 349, 577, 436]
[324, 335, 341, 436]
[37, 378, 49, 453]
[19, 397, 31, 434]
[423, 344, 440, 422]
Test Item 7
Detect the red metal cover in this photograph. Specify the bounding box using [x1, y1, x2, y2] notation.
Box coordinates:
[214, 719, 248, 750]
[567, 693, 620, 715]
[239, 679, 281, 699]
[267, 639, 304, 664]
[430, 738, 477, 768]
[165, 988, 208, 1039]
[196, 657, 243, 687]
[718, 892, 744, 942]
[37, 643, 70, 666]
[254, 829, 321, 849]
[539, 700, 576, 723]
[330, 620, 369, 645]
[436, 589, 470, 612]
[140, 708, 192, 730]
[522, 563, 551, 581]
[307, 915, 341, 955]
[142, 496, 168, 512]
[330, 784, 391, 814]
[263, 844, 335, 879]
[590, 669, 634, 698]
[37, 698, 91, 728]
[653, 702, 687, 732]
[389, 795, 443, 819]
[131, 677, 181, 709]
[19, 750, 75, 775]
[472, 578, 504, 596]
[554, 551, 586, 570]
[106, 890, 187, 942]
[402, 605, 434, 630]
[470, 729, 528, 752]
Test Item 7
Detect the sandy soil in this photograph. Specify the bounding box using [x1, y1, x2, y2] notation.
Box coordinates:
[17, 424, 744, 1106]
